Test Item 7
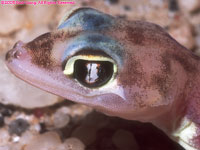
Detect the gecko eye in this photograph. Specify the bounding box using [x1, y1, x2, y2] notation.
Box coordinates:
[63, 54, 117, 88]
[73, 60, 113, 87]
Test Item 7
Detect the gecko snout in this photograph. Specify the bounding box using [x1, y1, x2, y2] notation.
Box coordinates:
[6, 41, 27, 63]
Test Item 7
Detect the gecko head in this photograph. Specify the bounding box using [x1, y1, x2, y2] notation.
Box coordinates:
[5, 7, 189, 121]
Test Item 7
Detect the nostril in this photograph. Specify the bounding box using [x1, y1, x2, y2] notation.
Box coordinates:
[5, 49, 23, 62]
[13, 50, 22, 59]
[5, 41, 25, 62]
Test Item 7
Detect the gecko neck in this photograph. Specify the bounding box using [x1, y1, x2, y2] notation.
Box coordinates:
[183, 65, 200, 126]
[151, 55, 200, 136]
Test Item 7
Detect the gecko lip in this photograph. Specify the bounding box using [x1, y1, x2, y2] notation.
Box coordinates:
[6, 41, 27, 63]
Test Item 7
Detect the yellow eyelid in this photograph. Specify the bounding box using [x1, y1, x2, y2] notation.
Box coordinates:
[63, 55, 117, 76]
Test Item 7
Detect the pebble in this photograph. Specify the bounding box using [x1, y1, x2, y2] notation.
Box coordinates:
[24, 132, 62, 150]
[12, 135, 20, 143]
[72, 125, 97, 146]
[10, 143, 22, 150]
[0, 6, 25, 35]
[43, 115, 54, 129]
[26, 5, 57, 27]
[53, 107, 70, 129]
[0, 129, 10, 146]
[169, 22, 195, 50]
[82, 111, 110, 129]
[0, 37, 13, 54]
[191, 13, 200, 26]
[70, 104, 93, 118]
[112, 129, 139, 150]
[178, 0, 200, 12]
[62, 137, 85, 150]
[98, 135, 115, 149]
[19, 131, 34, 145]
[16, 25, 51, 43]
[0, 146, 10, 150]
[8, 119, 30, 136]
[33, 124, 41, 132]
[0, 55, 61, 108]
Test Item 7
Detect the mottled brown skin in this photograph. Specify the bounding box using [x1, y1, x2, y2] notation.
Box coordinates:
[5, 8, 200, 149]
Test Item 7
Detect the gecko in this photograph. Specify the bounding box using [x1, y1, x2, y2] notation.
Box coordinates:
[5, 7, 200, 150]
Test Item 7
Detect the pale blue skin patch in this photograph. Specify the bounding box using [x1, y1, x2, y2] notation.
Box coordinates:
[61, 33, 124, 68]
[58, 8, 114, 31]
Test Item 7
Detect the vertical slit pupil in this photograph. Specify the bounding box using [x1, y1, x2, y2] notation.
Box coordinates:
[74, 59, 114, 87]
